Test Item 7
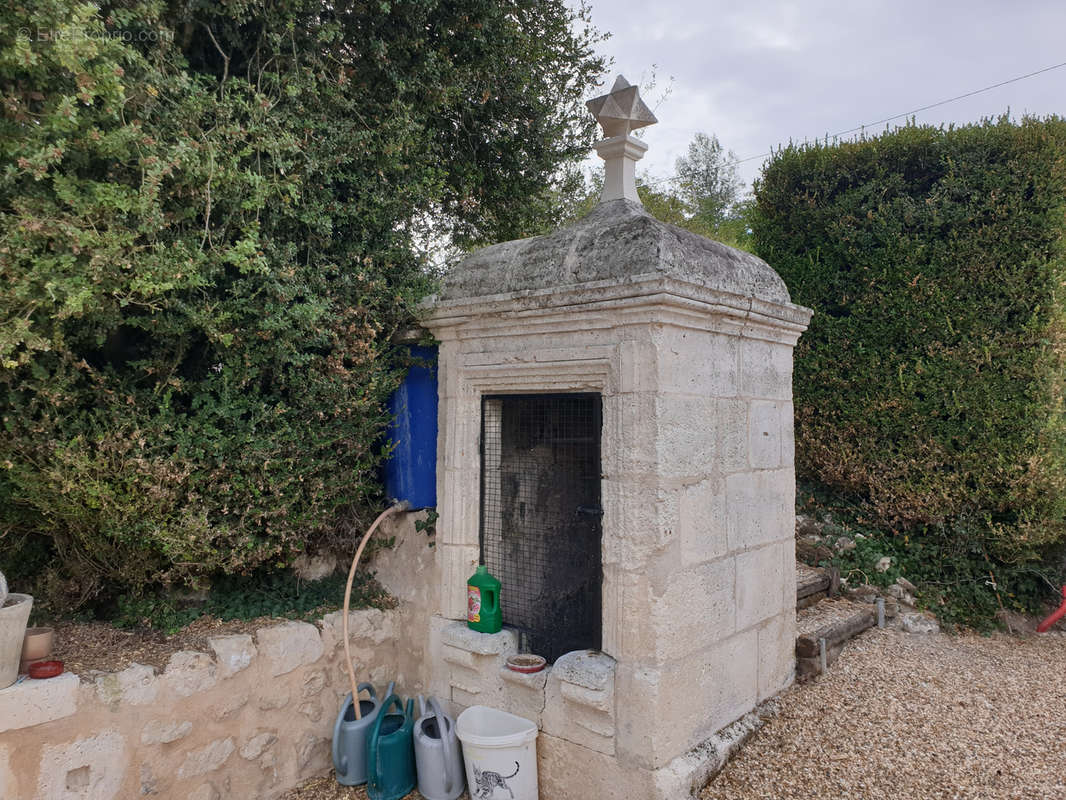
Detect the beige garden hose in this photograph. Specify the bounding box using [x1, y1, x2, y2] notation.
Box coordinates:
[342, 500, 410, 719]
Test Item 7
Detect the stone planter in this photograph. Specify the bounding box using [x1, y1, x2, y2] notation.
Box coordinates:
[0, 594, 33, 689]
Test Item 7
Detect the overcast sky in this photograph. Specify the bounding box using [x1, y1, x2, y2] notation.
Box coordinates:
[580, 0, 1065, 194]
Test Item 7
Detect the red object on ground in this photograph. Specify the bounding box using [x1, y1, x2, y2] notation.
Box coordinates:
[28, 660, 63, 679]
[1036, 585, 1066, 633]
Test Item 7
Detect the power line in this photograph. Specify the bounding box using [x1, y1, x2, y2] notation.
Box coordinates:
[725, 59, 1066, 168]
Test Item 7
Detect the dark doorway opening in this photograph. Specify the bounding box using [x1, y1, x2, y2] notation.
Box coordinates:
[480, 393, 603, 663]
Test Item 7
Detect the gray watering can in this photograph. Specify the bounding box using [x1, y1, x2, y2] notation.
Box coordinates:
[332, 680, 394, 786]
[413, 695, 465, 800]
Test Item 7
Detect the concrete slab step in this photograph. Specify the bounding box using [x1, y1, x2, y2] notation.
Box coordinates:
[795, 597, 876, 679]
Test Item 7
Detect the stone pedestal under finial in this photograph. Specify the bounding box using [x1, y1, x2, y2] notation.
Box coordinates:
[586, 75, 657, 204]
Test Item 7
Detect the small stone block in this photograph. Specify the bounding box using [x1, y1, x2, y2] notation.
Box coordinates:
[141, 719, 193, 745]
[208, 634, 256, 678]
[256, 621, 324, 677]
[439, 621, 517, 655]
[0, 671, 78, 733]
[551, 650, 615, 691]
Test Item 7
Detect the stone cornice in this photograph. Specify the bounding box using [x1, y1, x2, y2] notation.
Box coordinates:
[421, 273, 813, 345]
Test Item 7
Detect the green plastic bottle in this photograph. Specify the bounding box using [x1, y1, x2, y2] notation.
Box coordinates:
[467, 565, 502, 634]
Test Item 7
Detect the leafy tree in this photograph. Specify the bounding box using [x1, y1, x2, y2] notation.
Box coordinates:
[0, 0, 606, 610]
[674, 132, 744, 227]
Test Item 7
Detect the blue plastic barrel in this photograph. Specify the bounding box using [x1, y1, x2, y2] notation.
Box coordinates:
[384, 345, 438, 510]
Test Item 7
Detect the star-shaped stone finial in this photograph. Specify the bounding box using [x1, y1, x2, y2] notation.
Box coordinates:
[586, 75, 658, 138]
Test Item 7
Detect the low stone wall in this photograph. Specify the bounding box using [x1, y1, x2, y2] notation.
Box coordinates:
[0, 512, 438, 800]
[0, 607, 423, 799]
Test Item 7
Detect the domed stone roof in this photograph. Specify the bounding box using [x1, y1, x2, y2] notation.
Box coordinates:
[438, 198, 791, 306]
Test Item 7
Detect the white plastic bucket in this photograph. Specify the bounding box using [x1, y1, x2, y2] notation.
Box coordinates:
[455, 705, 538, 800]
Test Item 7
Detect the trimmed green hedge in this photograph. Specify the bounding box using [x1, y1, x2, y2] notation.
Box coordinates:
[754, 117, 1066, 558]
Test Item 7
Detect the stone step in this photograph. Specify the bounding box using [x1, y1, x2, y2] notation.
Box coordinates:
[796, 564, 832, 610]
[794, 597, 876, 680]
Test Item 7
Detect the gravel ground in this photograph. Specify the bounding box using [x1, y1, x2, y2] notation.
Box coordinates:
[281, 776, 468, 800]
[702, 628, 1066, 800]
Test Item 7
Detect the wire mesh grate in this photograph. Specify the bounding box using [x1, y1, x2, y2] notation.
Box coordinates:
[480, 393, 603, 663]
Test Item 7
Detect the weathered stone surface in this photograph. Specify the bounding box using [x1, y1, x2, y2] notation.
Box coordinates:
[297, 699, 323, 722]
[301, 668, 327, 699]
[239, 732, 277, 761]
[678, 477, 728, 566]
[296, 732, 329, 775]
[756, 612, 794, 701]
[900, 612, 940, 635]
[257, 687, 290, 711]
[207, 634, 256, 679]
[319, 608, 395, 651]
[542, 651, 617, 755]
[735, 543, 789, 630]
[0, 671, 78, 733]
[615, 631, 758, 769]
[437, 199, 792, 305]
[748, 400, 783, 469]
[213, 691, 249, 721]
[726, 470, 792, 553]
[140, 719, 192, 745]
[256, 621, 323, 677]
[440, 621, 517, 656]
[36, 729, 127, 800]
[0, 744, 14, 800]
[165, 651, 218, 697]
[658, 328, 739, 398]
[739, 338, 794, 401]
[552, 650, 616, 692]
[188, 783, 219, 800]
[140, 763, 158, 795]
[177, 738, 235, 779]
[95, 662, 157, 707]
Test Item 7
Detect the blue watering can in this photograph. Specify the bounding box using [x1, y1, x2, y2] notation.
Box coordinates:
[414, 695, 465, 800]
[367, 694, 416, 800]
[332, 681, 394, 786]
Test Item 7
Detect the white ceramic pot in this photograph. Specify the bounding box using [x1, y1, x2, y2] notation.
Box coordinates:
[0, 594, 33, 689]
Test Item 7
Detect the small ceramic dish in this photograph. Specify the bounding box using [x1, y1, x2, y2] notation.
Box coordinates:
[505, 654, 547, 674]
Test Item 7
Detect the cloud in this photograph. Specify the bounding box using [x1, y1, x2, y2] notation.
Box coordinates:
[581, 0, 1066, 188]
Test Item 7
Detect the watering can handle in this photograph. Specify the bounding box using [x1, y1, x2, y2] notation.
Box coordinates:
[331, 692, 353, 773]
[418, 694, 427, 718]
[367, 693, 404, 792]
[359, 681, 377, 699]
[428, 696, 454, 793]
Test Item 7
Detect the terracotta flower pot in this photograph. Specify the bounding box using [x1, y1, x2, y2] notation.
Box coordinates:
[0, 594, 33, 689]
[20, 626, 54, 674]
[21, 626, 53, 661]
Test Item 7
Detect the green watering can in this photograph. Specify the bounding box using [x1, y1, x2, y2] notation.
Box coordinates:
[367, 694, 416, 800]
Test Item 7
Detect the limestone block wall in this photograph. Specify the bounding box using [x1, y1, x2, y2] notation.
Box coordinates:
[608, 321, 798, 770]
[0, 513, 437, 800]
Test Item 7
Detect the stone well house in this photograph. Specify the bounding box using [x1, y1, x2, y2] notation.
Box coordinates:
[416, 76, 813, 798]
